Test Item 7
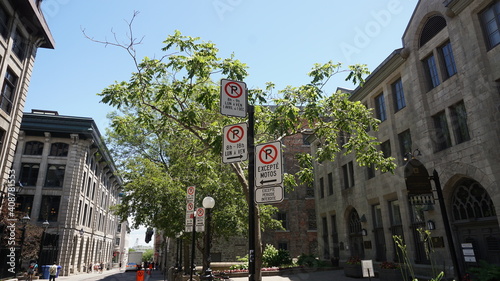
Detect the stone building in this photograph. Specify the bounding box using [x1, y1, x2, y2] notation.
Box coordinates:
[312, 0, 500, 279]
[0, 0, 54, 213]
[11, 110, 127, 276]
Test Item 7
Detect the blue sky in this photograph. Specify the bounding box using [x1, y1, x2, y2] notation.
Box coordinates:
[27, 0, 418, 132]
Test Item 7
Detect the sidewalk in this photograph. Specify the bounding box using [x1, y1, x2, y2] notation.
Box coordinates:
[230, 269, 380, 281]
[55, 268, 121, 281]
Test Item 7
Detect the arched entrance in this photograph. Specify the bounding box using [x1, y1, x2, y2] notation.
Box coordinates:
[348, 209, 364, 258]
[451, 178, 500, 266]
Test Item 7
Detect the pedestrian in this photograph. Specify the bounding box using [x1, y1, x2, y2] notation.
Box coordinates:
[49, 261, 58, 281]
[27, 260, 38, 281]
[99, 262, 104, 273]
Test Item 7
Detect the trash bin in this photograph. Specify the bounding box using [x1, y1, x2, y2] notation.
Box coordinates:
[56, 265, 62, 277]
[40, 265, 50, 279]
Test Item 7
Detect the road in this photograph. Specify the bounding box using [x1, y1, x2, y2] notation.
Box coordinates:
[54, 268, 378, 281]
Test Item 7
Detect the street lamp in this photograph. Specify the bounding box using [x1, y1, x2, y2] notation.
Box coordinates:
[38, 220, 49, 265]
[18, 214, 31, 273]
[202, 196, 215, 281]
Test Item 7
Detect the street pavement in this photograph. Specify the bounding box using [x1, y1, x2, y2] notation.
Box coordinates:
[49, 268, 379, 281]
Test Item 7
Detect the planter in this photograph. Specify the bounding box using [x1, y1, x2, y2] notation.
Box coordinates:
[378, 268, 405, 281]
[343, 264, 363, 278]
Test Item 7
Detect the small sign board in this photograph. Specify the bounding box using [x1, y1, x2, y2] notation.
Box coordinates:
[185, 211, 195, 232]
[220, 79, 247, 117]
[361, 260, 375, 278]
[222, 123, 248, 163]
[195, 207, 205, 232]
[186, 186, 196, 202]
[462, 243, 476, 263]
[255, 185, 284, 204]
[255, 141, 282, 187]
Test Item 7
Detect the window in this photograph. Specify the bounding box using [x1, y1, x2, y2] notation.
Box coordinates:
[322, 217, 330, 259]
[278, 242, 288, 251]
[49, 143, 69, 156]
[115, 238, 120, 246]
[0, 69, 18, 114]
[452, 178, 496, 220]
[327, 172, 333, 195]
[306, 183, 314, 198]
[424, 55, 440, 90]
[319, 177, 325, 198]
[420, 15, 447, 47]
[366, 164, 375, 179]
[381, 140, 391, 158]
[308, 209, 317, 230]
[88, 207, 93, 227]
[389, 200, 404, 262]
[449, 101, 470, 144]
[20, 163, 40, 186]
[480, 1, 500, 49]
[45, 165, 65, 187]
[0, 5, 9, 39]
[24, 141, 44, 155]
[39, 195, 60, 222]
[439, 42, 457, 79]
[433, 111, 452, 151]
[16, 195, 34, 215]
[342, 161, 354, 189]
[392, 78, 406, 111]
[277, 212, 288, 230]
[81, 172, 86, 193]
[372, 204, 386, 261]
[375, 93, 387, 121]
[330, 215, 340, 259]
[398, 130, 412, 160]
[12, 29, 26, 60]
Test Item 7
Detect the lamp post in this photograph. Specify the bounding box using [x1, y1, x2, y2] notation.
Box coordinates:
[38, 220, 49, 265]
[202, 196, 215, 281]
[18, 214, 31, 273]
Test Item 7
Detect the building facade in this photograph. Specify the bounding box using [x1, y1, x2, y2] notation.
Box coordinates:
[10, 111, 126, 276]
[0, 0, 54, 212]
[313, 0, 500, 279]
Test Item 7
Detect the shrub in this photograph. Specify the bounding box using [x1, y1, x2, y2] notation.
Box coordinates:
[229, 255, 248, 270]
[469, 260, 500, 281]
[262, 244, 292, 267]
[297, 253, 319, 267]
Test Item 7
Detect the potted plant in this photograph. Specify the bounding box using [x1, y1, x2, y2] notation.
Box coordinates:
[330, 257, 339, 267]
[378, 261, 404, 281]
[343, 256, 362, 278]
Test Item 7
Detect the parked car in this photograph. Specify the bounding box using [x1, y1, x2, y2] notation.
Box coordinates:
[125, 262, 138, 271]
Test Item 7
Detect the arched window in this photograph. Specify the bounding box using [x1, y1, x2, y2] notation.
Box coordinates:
[452, 179, 496, 221]
[420, 15, 447, 47]
[349, 209, 362, 235]
[50, 142, 69, 157]
[24, 141, 44, 155]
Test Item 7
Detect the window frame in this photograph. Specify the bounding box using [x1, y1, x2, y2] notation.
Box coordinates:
[439, 41, 457, 79]
[375, 93, 387, 122]
[392, 78, 406, 112]
[423, 54, 441, 90]
[480, 1, 500, 50]
[0, 69, 18, 115]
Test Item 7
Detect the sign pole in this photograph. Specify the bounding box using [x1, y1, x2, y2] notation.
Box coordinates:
[431, 170, 461, 280]
[248, 105, 256, 281]
[190, 211, 196, 281]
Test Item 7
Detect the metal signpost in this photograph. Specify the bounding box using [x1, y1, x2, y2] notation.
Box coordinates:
[219, 79, 284, 281]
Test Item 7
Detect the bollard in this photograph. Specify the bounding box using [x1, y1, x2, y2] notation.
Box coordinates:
[136, 269, 145, 281]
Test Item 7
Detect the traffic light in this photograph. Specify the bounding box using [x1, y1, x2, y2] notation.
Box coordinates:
[145, 227, 154, 243]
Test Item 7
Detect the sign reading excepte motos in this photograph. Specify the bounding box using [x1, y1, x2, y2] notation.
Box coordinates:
[404, 158, 433, 195]
[255, 185, 284, 204]
[255, 141, 283, 187]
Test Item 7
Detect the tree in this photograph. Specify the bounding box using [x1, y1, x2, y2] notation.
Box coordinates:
[93, 19, 395, 280]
